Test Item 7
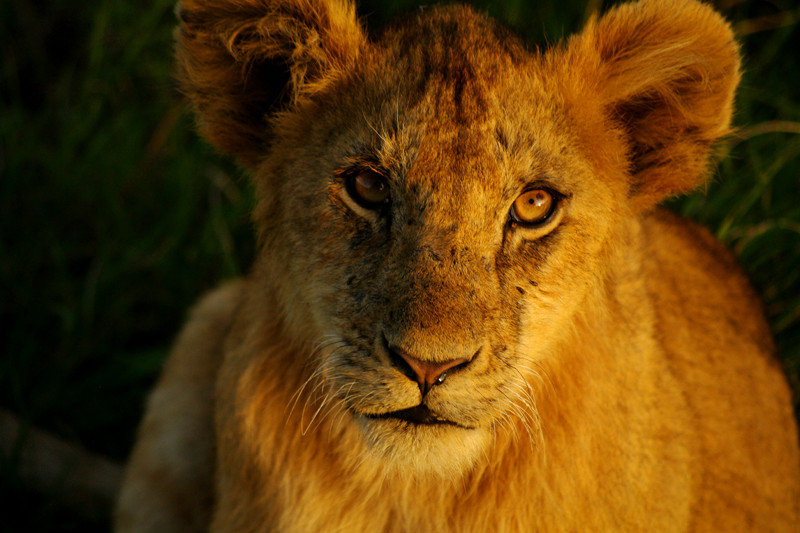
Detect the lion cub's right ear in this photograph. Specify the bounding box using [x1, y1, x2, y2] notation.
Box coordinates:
[176, 0, 364, 167]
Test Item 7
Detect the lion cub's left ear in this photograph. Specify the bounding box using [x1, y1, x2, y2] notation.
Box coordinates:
[176, 0, 365, 168]
[563, 0, 740, 211]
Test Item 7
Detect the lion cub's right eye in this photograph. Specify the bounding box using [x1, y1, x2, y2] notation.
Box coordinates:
[345, 170, 391, 209]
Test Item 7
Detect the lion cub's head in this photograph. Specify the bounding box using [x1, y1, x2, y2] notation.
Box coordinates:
[177, 0, 739, 476]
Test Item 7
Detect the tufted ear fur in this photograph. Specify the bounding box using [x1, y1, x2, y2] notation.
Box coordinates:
[175, 0, 365, 167]
[563, 0, 741, 211]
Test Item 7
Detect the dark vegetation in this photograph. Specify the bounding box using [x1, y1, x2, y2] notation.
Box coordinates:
[1, 0, 798, 530]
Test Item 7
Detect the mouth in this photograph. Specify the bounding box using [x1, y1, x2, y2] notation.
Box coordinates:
[364, 404, 469, 428]
[353, 402, 489, 476]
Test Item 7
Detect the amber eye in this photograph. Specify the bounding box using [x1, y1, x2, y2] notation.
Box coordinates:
[346, 170, 390, 209]
[510, 189, 556, 225]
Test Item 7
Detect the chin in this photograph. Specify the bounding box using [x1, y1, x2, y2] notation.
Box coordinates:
[353, 414, 492, 479]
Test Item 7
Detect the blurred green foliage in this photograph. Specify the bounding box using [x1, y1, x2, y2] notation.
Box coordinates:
[1, 0, 798, 530]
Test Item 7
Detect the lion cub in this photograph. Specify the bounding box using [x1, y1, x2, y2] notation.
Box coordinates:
[116, 0, 800, 531]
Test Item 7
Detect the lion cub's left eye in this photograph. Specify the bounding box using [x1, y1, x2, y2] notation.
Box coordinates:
[345, 170, 390, 209]
[510, 189, 557, 225]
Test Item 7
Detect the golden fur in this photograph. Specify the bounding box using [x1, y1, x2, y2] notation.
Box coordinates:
[116, 0, 800, 531]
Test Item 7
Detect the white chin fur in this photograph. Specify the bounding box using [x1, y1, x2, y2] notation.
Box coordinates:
[353, 416, 491, 479]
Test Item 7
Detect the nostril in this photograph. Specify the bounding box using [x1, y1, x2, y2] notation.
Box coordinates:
[386, 343, 418, 383]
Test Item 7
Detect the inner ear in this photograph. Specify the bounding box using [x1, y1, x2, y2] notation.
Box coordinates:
[608, 71, 733, 208]
[612, 92, 690, 178]
[211, 56, 293, 161]
[225, 28, 294, 114]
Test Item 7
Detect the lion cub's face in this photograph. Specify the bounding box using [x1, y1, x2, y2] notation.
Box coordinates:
[256, 9, 625, 475]
[179, 0, 737, 475]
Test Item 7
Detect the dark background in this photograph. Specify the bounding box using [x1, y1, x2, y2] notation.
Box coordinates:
[2, 0, 798, 530]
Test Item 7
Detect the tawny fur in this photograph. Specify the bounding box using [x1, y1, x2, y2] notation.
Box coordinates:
[116, 0, 800, 531]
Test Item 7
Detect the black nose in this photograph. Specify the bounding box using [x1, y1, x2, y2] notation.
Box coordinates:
[387, 344, 474, 396]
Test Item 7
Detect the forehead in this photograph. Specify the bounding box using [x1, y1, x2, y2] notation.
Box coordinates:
[380, 7, 523, 114]
[358, 7, 570, 182]
[375, 9, 546, 124]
